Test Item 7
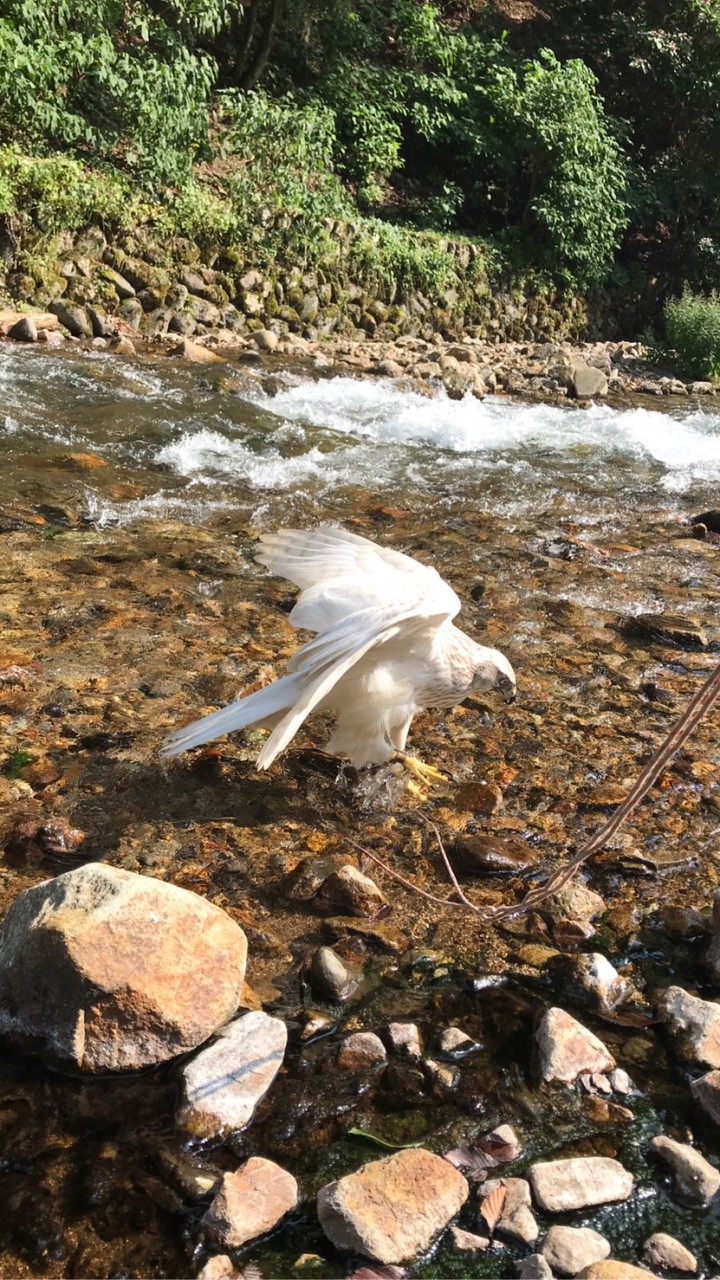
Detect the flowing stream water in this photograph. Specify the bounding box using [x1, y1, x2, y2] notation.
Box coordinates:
[2, 343, 720, 1279]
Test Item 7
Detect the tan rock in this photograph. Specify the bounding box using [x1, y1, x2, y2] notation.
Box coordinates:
[317, 1148, 468, 1263]
[177, 1011, 287, 1137]
[337, 1031, 387, 1072]
[643, 1232, 697, 1274]
[577, 1264, 655, 1279]
[171, 337, 225, 363]
[202, 1157, 298, 1248]
[542, 1224, 610, 1275]
[691, 1067, 720, 1126]
[649, 1134, 720, 1205]
[536, 1008, 616, 1083]
[0, 864, 247, 1071]
[314, 865, 388, 918]
[529, 1156, 633, 1212]
[658, 986, 720, 1067]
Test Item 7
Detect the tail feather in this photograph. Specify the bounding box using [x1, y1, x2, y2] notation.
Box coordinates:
[161, 673, 299, 758]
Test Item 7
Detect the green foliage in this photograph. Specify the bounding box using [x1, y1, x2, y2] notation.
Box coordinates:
[3, 750, 33, 778]
[271, 2, 628, 287]
[665, 291, 720, 380]
[0, 0, 242, 184]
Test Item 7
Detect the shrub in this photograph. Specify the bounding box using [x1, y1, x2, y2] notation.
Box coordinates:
[665, 292, 720, 380]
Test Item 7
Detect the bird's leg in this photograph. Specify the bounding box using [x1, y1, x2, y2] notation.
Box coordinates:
[392, 751, 450, 796]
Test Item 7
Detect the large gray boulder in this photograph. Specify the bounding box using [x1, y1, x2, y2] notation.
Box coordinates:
[0, 863, 247, 1071]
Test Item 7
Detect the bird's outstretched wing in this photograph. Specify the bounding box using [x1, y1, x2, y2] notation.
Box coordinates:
[163, 526, 461, 767]
[256, 525, 461, 633]
[252, 527, 462, 767]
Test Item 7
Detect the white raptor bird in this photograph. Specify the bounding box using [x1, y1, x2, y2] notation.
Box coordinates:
[162, 526, 516, 782]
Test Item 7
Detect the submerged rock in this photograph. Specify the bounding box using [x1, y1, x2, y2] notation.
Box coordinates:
[177, 1011, 287, 1137]
[337, 1031, 387, 1072]
[314, 865, 388, 918]
[0, 864, 247, 1071]
[657, 985, 720, 1068]
[482, 1176, 538, 1245]
[317, 1148, 468, 1263]
[648, 1134, 720, 1206]
[536, 1007, 616, 1084]
[541, 1225, 610, 1276]
[643, 1233, 697, 1274]
[690, 1068, 720, 1126]
[528, 1156, 633, 1212]
[310, 946, 359, 1002]
[201, 1157, 298, 1249]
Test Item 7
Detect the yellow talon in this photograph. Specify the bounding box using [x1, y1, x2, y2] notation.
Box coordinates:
[394, 753, 449, 795]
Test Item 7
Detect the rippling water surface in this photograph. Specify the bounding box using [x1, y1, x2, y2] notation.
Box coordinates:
[2, 344, 720, 530]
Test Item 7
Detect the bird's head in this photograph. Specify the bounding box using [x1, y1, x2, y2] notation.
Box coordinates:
[470, 646, 517, 703]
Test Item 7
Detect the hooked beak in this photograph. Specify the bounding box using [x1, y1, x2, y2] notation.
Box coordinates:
[502, 684, 517, 705]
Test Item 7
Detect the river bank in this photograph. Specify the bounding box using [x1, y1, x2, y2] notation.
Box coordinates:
[1, 341, 720, 1276]
[1, 299, 716, 410]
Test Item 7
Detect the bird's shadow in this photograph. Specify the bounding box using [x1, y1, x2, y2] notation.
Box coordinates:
[46, 741, 347, 866]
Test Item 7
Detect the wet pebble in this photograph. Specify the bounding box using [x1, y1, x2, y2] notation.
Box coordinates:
[452, 833, 539, 876]
[657, 985, 720, 1067]
[691, 1067, 720, 1125]
[196, 1257, 243, 1280]
[314, 865, 388, 918]
[337, 1031, 387, 1071]
[517, 1255, 553, 1279]
[449, 1226, 490, 1252]
[201, 1157, 298, 1249]
[309, 946, 359, 1001]
[570, 953, 630, 1011]
[536, 1007, 616, 1083]
[648, 1134, 720, 1206]
[528, 1156, 634, 1212]
[439, 1026, 477, 1055]
[424, 1058, 460, 1091]
[642, 1232, 697, 1274]
[577, 1264, 656, 1279]
[177, 1010, 287, 1137]
[317, 1148, 468, 1264]
[482, 1176, 538, 1245]
[541, 1225, 611, 1276]
[703, 889, 720, 985]
[384, 1021, 423, 1058]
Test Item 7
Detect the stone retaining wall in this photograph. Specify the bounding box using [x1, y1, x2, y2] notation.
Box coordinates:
[1, 218, 587, 347]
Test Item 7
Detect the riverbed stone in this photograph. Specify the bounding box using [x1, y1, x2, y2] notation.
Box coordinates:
[197, 1256, 243, 1280]
[528, 1156, 633, 1212]
[177, 1010, 287, 1137]
[536, 1007, 616, 1083]
[648, 1134, 720, 1205]
[657, 985, 720, 1067]
[577, 1265, 655, 1279]
[517, 1256, 553, 1279]
[483, 1177, 538, 1245]
[704, 890, 720, 986]
[314, 865, 388, 918]
[317, 1148, 468, 1263]
[691, 1067, 720, 1125]
[384, 1021, 423, 1058]
[49, 300, 91, 337]
[337, 1031, 387, 1071]
[171, 336, 225, 363]
[571, 360, 608, 399]
[8, 315, 37, 342]
[0, 863, 248, 1071]
[643, 1233, 697, 1274]
[202, 1157, 298, 1249]
[541, 1225, 610, 1275]
[310, 946, 359, 1001]
[252, 328, 278, 352]
[449, 1226, 490, 1252]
